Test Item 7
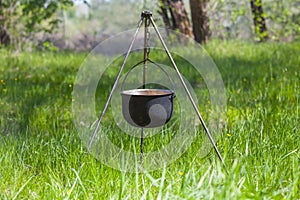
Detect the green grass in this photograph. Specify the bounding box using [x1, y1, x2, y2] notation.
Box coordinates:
[0, 41, 299, 199]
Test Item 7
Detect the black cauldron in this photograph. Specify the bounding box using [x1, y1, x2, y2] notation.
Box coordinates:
[120, 89, 175, 128]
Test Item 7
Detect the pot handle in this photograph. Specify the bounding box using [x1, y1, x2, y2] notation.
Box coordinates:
[120, 58, 176, 92]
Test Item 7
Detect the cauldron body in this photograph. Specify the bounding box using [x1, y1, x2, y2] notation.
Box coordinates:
[121, 89, 175, 128]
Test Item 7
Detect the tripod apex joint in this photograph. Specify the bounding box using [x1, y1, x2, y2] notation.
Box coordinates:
[141, 10, 152, 17]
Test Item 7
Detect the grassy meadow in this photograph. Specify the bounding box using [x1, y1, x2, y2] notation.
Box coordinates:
[0, 41, 299, 199]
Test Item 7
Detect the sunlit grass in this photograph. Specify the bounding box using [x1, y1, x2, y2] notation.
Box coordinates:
[0, 41, 299, 199]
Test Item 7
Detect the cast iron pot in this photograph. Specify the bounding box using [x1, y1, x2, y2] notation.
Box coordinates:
[120, 89, 175, 128]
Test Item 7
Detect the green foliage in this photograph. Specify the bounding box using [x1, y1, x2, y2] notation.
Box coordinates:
[208, 0, 300, 41]
[0, 41, 300, 198]
[264, 0, 300, 41]
[0, 0, 75, 49]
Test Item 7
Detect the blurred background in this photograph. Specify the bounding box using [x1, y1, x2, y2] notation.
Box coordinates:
[0, 0, 299, 51]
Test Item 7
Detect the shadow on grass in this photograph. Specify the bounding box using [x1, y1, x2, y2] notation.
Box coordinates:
[0, 55, 78, 136]
[1, 42, 299, 136]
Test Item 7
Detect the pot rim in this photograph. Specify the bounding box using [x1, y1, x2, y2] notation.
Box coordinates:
[120, 89, 174, 97]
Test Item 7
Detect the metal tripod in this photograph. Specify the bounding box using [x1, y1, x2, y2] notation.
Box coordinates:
[87, 10, 228, 173]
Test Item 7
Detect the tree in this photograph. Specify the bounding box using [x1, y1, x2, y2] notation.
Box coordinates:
[250, 0, 268, 41]
[0, 0, 75, 47]
[158, 0, 194, 38]
[189, 0, 210, 44]
[0, 0, 10, 45]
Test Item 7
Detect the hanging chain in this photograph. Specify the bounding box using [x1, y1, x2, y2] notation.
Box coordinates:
[146, 19, 151, 58]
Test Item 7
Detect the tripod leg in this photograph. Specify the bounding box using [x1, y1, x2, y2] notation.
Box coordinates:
[87, 17, 144, 152]
[149, 16, 228, 174]
[140, 128, 144, 161]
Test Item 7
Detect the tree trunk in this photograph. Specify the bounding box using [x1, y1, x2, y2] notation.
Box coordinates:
[158, 0, 171, 30]
[0, 0, 10, 46]
[169, 0, 194, 38]
[250, 0, 268, 41]
[189, 0, 211, 44]
[159, 0, 194, 39]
